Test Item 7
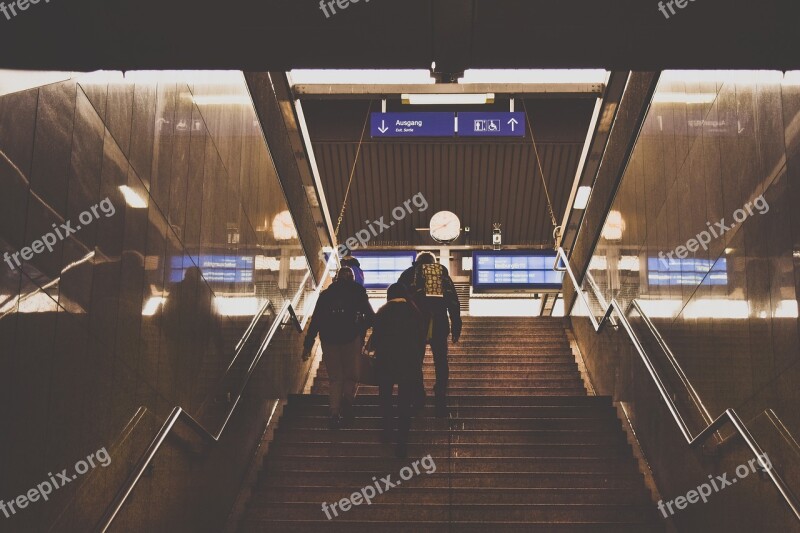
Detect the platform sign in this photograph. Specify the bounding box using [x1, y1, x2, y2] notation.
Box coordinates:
[458, 112, 526, 137]
[472, 250, 562, 290]
[371, 112, 455, 137]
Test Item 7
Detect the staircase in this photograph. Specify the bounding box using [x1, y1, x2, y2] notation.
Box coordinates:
[239, 316, 663, 532]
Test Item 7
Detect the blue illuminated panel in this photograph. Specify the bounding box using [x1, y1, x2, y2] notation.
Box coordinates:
[647, 257, 728, 286]
[473, 251, 563, 290]
[352, 251, 416, 289]
[170, 255, 254, 283]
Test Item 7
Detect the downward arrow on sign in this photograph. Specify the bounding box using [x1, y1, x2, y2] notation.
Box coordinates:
[378, 120, 388, 133]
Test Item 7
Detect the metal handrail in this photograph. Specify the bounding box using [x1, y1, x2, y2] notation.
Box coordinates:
[96, 298, 303, 533]
[227, 297, 274, 374]
[554, 246, 800, 522]
[235, 298, 273, 353]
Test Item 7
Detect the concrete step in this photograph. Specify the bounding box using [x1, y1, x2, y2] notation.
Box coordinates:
[263, 456, 639, 474]
[246, 502, 656, 523]
[258, 470, 648, 489]
[281, 416, 618, 431]
[311, 386, 588, 396]
[438, 348, 572, 355]
[315, 369, 582, 379]
[253, 486, 652, 505]
[268, 442, 634, 459]
[243, 519, 662, 532]
[284, 404, 614, 418]
[419, 361, 580, 369]
[273, 428, 626, 445]
[288, 394, 611, 407]
[422, 355, 577, 363]
[445, 339, 569, 343]
[313, 377, 585, 388]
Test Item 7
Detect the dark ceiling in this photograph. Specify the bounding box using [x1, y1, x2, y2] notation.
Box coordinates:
[0, 0, 797, 70]
[303, 98, 596, 247]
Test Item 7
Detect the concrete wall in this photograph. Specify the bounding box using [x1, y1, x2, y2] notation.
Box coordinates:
[0, 72, 316, 532]
[570, 71, 800, 532]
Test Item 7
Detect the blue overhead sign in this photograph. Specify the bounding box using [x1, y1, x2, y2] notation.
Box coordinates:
[458, 112, 526, 137]
[371, 112, 455, 137]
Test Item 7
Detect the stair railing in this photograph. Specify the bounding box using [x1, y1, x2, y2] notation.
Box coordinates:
[95, 258, 334, 533]
[554, 246, 800, 522]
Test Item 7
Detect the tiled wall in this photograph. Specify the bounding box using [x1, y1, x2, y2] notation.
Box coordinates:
[0, 71, 316, 531]
[571, 71, 800, 531]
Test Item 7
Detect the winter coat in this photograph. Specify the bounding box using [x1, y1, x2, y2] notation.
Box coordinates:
[304, 280, 374, 349]
[398, 263, 462, 341]
[371, 298, 425, 383]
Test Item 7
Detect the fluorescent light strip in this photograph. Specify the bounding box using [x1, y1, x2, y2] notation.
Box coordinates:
[660, 70, 783, 85]
[402, 93, 494, 105]
[460, 69, 608, 84]
[191, 95, 252, 106]
[77, 70, 244, 86]
[289, 69, 435, 85]
[652, 92, 717, 104]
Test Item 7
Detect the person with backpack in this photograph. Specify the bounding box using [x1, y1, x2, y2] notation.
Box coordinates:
[370, 283, 425, 458]
[398, 252, 461, 418]
[340, 254, 366, 286]
[303, 266, 375, 428]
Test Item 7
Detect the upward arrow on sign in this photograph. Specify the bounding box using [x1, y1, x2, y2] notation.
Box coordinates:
[457, 112, 525, 137]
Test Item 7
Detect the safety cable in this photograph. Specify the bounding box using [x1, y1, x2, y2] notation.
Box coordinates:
[334, 100, 373, 238]
[521, 99, 559, 236]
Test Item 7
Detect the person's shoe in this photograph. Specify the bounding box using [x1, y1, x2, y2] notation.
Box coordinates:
[394, 442, 408, 458]
[328, 415, 341, 430]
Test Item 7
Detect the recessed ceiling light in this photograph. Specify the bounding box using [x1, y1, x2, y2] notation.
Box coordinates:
[118, 185, 148, 209]
[460, 69, 607, 84]
[573, 186, 592, 210]
[289, 69, 435, 85]
[652, 92, 716, 104]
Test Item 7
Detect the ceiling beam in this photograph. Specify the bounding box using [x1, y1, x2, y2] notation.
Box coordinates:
[293, 83, 604, 99]
[557, 71, 629, 253]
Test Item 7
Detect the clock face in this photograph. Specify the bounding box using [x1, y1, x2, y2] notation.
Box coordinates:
[429, 211, 461, 243]
[272, 210, 298, 241]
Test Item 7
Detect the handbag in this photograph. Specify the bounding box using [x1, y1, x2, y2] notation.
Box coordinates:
[357, 337, 380, 386]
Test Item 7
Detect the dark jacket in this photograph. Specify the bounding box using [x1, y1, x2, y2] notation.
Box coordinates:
[371, 298, 425, 382]
[398, 263, 462, 341]
[304, 279, 374, 349]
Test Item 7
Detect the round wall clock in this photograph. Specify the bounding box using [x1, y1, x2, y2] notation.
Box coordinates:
[429, 210, 461, 243]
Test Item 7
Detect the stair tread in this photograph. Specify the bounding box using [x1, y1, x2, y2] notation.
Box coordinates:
[240, 318, 662, 531]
